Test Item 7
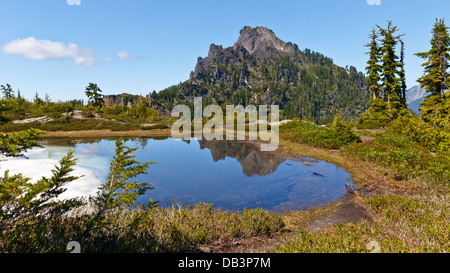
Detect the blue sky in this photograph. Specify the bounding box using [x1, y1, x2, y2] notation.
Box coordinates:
[0, 0, 449, 101]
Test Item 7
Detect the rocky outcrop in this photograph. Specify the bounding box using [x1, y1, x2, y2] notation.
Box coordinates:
[103, 93, 131, 107]
[191, 26, 297, 81]
[234, 26, 296, 58]
[103, 93, 171, 119]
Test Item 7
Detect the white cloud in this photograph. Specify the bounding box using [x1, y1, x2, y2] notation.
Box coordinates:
[367, 0, 381, 5]
[2, 37, 96, 66]
[117, 51, 131, 61]
[116, 51, 142, 61]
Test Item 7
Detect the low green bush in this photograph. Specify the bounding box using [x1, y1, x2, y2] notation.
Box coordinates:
[280, 116, 360, 149]
[388, 113, 450, 160]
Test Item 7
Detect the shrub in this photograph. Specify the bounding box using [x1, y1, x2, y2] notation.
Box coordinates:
[388, 113, 450, 160]
[280, 117, 360, 149]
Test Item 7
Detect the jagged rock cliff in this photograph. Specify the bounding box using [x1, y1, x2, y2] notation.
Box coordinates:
[235, 26, 296, 57]
[192, 27, 298, 81]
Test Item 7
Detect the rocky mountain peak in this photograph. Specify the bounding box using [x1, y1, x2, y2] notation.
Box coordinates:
[208, 43, 223, 59]
[234, 26, 296, 57]
[190, 26, 298, 81]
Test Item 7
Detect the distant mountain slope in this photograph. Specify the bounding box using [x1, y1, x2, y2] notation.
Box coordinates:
[154, 26, 370, 124]
[406, 85, 427, 114]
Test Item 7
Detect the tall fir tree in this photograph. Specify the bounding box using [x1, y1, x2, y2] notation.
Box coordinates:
[365, 28, 382, 101]
[362, 28, 390, 123]
[377, 21, 404, 118]
[416, 18, 450, 98]
[362, 22, 406, 124]
[415, 18, 450, 126]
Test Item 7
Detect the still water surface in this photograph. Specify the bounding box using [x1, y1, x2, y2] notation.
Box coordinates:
[0, 137, 353, 212]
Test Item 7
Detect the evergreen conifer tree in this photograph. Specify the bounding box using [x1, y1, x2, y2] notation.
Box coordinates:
[362, 21, 406, 124]
[365, 28, 382, 101]
[377, 21, 404, 118]
[85, 83, 104, 107]
[416, 18, 450, 125]
[1, 84, 14, 99]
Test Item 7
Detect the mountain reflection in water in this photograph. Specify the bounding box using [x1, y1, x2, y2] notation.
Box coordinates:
[198, 139, 286, 177]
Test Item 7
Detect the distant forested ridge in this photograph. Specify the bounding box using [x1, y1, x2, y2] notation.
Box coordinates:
[152, 26, 370, 124]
